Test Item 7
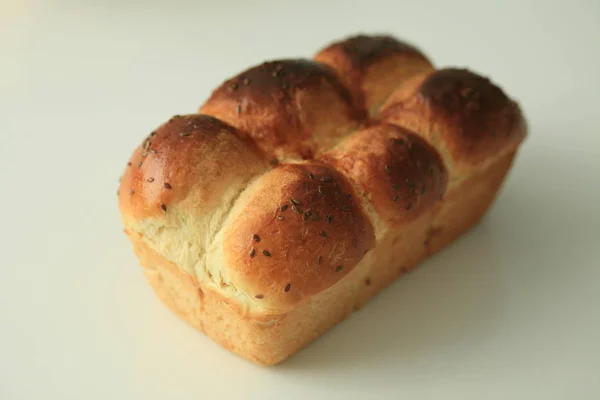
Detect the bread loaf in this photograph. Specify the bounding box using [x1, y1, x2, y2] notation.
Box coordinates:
[117, 34, 527, 365]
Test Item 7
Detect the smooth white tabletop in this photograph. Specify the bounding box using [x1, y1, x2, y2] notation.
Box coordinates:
[2, 0, 599, 399]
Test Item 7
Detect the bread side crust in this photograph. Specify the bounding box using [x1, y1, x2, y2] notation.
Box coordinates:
[127, 150, 516, 365]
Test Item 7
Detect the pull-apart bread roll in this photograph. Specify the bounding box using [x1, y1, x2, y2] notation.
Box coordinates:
[117, 34, 527, 365]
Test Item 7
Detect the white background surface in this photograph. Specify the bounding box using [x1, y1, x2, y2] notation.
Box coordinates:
[1, 0, 599, 398]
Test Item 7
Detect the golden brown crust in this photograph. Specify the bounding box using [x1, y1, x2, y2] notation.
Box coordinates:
[315, 34, 434, 115]
[426, 151, 517, 256]
[199, 60, 366, 160]
[130, 148, 516, 365]
[117, 34, 528, 366]
[131, 230, 363, 365]
[322, 123, 448, 227]
[379, 68, 527, 177]
[379, 71, 430, 106]
[223, 162, 375, 310]
[118, 114, 268, 221]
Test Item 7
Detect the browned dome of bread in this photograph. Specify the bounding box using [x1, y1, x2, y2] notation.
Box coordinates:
[322, 123, 448, 228]
[379, 68, 527, 179]
[220, 162, 375, 311]
[315, 34, 435, 115]
[117, 33, 527, 366]
[119, 114, 268, 221]
[200, 59, 366, 161]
